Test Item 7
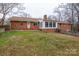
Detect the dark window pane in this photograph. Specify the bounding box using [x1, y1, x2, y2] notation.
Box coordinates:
[53, 22, 56, 27]
[49, 22, 52, 27]
[45, 22, 48, 27]
[33, 22, 37, 26]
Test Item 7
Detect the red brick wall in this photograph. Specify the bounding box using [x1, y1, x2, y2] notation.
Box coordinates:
[11, 21, 27, 30]
[11, 21, 39, 30]
[58, 23, 71, 32]
[31, 23, 39, 30]
[31, 25, 39, 30]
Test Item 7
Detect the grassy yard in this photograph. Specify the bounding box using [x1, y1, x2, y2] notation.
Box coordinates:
[0, 30, 79, 56]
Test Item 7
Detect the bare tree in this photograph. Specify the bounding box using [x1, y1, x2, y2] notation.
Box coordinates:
[48, 15, 58, 21]
[10, 4, 31, 17]
[54, 3, 78, 32]
[13, 4, 27, 17]
[64, 3, 78, 32]
[0, 3, 20, 26]
[71, 3, 79, 32]
[54, 8, 62, 21]
[73, 3, 79, 22]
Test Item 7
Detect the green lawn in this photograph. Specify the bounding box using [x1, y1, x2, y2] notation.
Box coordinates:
[0, 30, 79, 56]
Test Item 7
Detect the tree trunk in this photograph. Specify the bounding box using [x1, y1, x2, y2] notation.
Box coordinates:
[77, 15, 79, 32]
[78, 15, 79, 23]
[1, 14, 5, 26]
[71, 4, 75, 32]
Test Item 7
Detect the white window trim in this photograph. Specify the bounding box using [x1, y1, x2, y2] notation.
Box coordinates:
[40, 21, 58, 29]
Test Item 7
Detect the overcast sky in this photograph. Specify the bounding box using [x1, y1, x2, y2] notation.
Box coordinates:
[23, 3, 60, 18]
[0, 0, 79, 18]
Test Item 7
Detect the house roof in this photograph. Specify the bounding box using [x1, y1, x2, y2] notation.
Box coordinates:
[9, 16, 71, 24]
[9, 16, 39, 22]
[43, 19, 71, 24]
[43, 19, 58, 22]
[57, 21, 72, 24]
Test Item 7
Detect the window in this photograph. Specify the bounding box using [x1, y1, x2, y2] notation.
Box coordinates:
[32, 22, 37, 26]
[45, 22, 48, 27]
[45, 21, 56, 28]
[34, 23, 37, 26]
[49, 22, 52, 27]
[53, 22, 56, 27]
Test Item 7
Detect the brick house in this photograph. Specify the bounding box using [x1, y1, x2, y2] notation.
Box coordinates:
[10, 15, 72, 32]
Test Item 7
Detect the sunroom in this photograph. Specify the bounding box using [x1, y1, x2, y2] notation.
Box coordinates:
[39, 20, 58, 29]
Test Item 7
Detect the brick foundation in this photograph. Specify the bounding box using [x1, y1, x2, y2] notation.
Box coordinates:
[40, 29, 57, 32]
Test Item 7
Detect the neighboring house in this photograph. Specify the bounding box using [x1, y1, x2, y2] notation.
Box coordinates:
[10, 15, 72, 32]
